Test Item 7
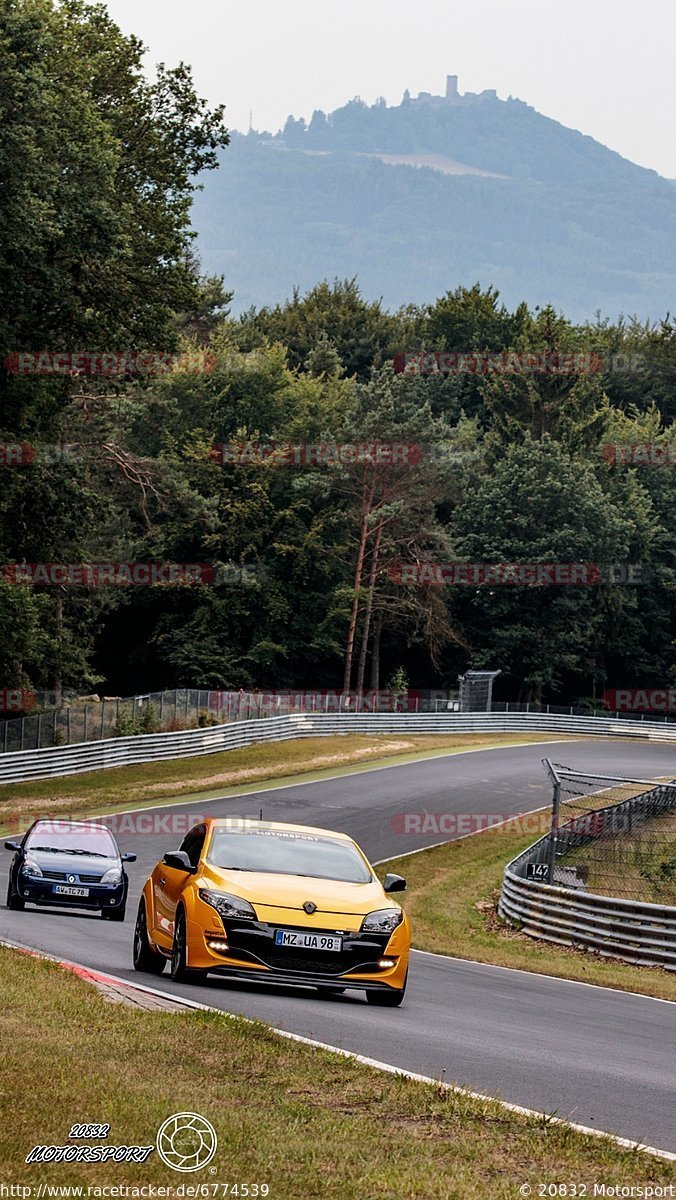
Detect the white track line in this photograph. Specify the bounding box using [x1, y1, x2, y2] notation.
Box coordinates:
[410, 948, 676, 1005]
[2, 936, 673, 1163]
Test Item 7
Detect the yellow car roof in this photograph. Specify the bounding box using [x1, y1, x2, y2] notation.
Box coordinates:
[207, 817, 354, 842]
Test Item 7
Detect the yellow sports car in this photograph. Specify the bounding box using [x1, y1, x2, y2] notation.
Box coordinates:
[133, 817, 410, 1005]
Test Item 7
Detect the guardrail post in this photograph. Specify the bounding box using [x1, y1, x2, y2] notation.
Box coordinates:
[543, 758, 562, 884]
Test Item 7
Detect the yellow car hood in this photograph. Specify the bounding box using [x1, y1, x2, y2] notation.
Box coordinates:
[199, 865, 393, 917]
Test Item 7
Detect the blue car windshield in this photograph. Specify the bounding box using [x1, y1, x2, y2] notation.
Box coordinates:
[26, 823, 117, 858]
[207, 829, 371, 883]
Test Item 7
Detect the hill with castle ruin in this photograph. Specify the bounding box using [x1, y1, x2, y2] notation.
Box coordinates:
[192, 77, 676, 322]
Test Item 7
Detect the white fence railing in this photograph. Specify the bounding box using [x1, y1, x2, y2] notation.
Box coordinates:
[0, 711, 675, 785]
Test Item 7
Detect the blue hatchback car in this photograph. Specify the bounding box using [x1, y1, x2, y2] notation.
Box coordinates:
[5, 818, 136, 921]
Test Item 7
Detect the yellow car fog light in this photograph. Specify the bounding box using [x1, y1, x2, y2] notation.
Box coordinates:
[378, 958, 395, 968]
[206, 937, 229, 951]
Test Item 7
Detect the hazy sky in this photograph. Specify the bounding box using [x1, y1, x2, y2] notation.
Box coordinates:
[105, 0, 676, 177]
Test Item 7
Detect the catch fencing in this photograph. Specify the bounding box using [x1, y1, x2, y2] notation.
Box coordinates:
[2, 689, 674, 754]
[499, 763, 676, 970]
[0, 689, 458, 753]
[0, 711, 675, 785]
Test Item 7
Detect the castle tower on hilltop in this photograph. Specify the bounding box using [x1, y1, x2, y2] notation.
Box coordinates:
[407, 74, 497, 108]
[446, 74, 459, 100]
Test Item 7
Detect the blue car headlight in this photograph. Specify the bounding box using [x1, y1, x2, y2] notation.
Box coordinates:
[21, 858, 43, 878]
[100, 867, 123, 885]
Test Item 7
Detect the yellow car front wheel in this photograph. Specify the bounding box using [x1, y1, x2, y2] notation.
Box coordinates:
[366, 970, 408, 1007]
[133, 900, 166, 975]
[171, 909, 209, 985]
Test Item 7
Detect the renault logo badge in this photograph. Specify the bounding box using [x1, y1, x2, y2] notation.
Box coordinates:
[303, 900, 317, 914]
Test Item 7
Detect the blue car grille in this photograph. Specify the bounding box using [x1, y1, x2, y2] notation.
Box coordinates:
[41, 870, 103, 883]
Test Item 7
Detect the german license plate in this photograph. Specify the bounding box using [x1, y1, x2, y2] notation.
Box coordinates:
[53, 884, 89, 897]
[275, 930, 342, 952]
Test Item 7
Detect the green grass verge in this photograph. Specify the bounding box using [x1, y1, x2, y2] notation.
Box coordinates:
[0, 732, 577, 835]
[565, 809, 676, 906]
[0, 946, 673, 1196]
[377, 817, 676, 1002]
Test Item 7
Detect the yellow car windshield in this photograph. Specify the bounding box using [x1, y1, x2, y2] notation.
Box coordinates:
[206, 829, 372, 883]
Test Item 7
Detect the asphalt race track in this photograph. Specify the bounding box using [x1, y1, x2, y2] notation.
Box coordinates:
[2, 738, 676, 1151]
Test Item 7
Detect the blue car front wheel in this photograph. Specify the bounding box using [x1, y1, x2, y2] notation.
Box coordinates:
[6, 877, 25, 911]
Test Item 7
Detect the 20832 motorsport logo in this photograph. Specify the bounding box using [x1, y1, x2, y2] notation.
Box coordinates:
[25, 1114, 217, 1173]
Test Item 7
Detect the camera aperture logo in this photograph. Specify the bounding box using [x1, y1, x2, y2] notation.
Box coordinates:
[156, 1112, 218, 1172]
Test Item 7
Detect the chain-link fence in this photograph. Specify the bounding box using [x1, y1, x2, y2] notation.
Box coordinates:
[491, 701, 676, 723]
[545, 763, 676, 904]
[0, 688, 463, 754]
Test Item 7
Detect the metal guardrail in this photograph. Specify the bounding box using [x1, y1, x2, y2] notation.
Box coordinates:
[0, 714, 314, 784]
[499, 782, 676, 971]
[0, 710, 675, 785]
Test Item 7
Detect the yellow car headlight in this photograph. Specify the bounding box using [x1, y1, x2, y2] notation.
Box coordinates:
[199, 888, 256, 920]
[361, 908, 403, 934]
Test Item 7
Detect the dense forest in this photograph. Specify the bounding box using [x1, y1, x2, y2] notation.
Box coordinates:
[1, 0, 675, 711]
